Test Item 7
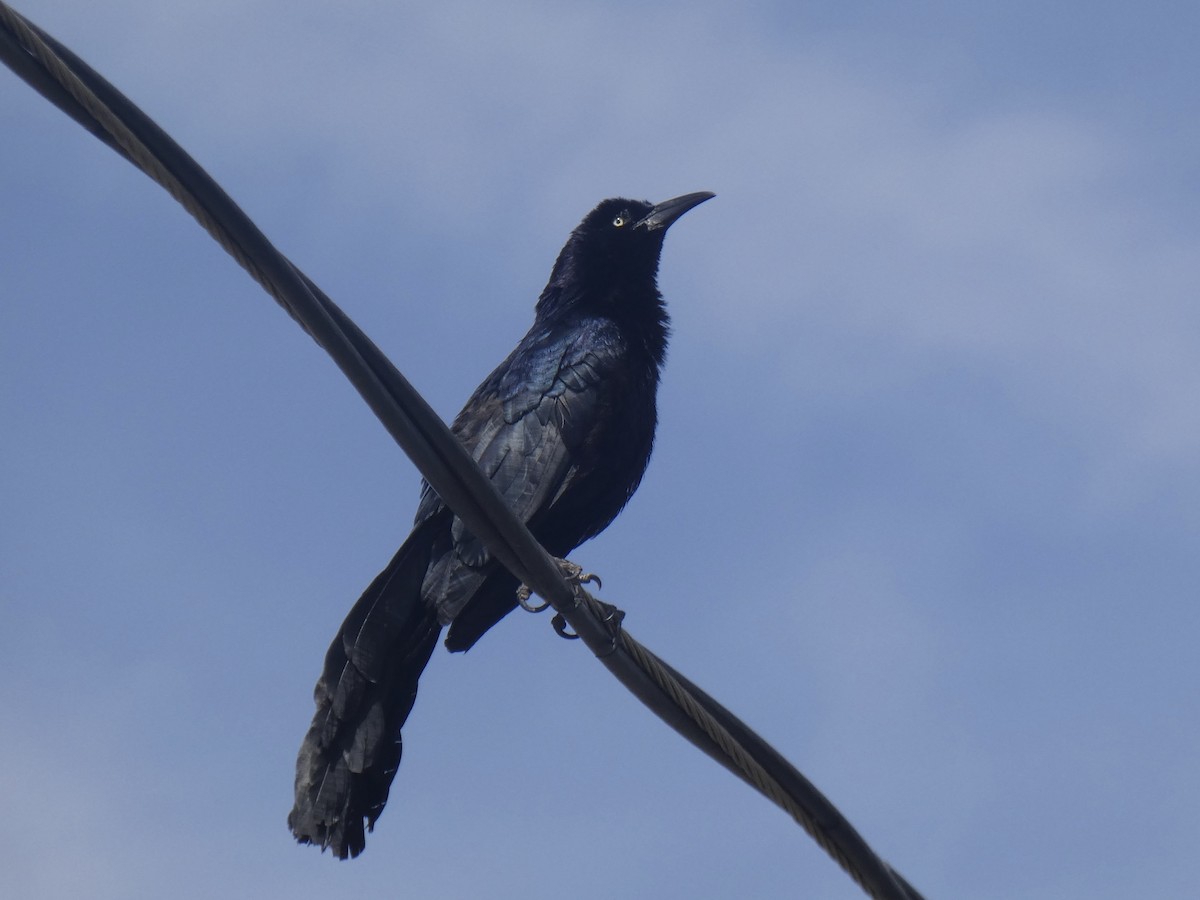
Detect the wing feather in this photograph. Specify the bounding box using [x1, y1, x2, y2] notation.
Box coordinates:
[417, 320, 623, 620]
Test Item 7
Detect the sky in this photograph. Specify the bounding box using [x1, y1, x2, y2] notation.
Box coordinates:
[2, 1, 1198, 897]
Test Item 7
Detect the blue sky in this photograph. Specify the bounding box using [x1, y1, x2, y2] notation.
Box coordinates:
[3, 2, 1198, 897]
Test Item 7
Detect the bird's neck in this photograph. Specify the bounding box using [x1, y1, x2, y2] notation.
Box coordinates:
[536, 282, 669, 369]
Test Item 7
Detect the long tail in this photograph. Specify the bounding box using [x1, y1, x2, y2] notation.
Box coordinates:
[289, 521, 442, 859]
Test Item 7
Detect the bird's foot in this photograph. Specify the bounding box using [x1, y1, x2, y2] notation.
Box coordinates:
[515, 583, 549, 613]
[555, 558, 603, 593]
[515, 557, 603, 614]
[553, 595, 624, 641]
[518, 557, 620, 642]
[552, 613, 578, 639]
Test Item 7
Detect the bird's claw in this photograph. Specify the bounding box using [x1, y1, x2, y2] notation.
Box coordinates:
[515, 557, 603, 613]
[551, 614, 579, 640]
[516, 557, 622, 642]
[556, 559, 602, 592]
[555, 598, 624, 641]
[515, 583, 550, 613]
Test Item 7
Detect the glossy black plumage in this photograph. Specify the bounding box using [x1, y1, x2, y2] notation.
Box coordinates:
[288, 192, 712, 858]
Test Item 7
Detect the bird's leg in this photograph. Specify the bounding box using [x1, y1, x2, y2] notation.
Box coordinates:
[515, 558, 623, 642]
[515, 557, 604, 613]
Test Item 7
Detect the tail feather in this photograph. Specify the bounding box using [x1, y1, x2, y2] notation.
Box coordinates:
[289, 523, 442, 859]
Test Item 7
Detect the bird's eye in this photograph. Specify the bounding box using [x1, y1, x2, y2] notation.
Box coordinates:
[612, 214, 628, 227]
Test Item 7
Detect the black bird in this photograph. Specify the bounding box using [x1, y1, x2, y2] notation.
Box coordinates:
[288, 191, 714, 858]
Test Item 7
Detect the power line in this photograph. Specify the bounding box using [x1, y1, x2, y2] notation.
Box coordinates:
[0, 7, 924, 897]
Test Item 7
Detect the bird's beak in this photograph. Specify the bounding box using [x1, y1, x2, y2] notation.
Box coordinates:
[635, 191, 715, 231]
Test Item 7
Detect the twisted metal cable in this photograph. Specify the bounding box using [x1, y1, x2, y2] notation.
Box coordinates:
[572, 588, 920, 899]
[0, 7, 924, 897]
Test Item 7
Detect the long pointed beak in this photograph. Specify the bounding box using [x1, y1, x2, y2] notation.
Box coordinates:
[635, 191, 715, 231]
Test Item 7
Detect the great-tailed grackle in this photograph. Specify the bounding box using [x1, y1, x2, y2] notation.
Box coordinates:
[288, 192, 714, 858]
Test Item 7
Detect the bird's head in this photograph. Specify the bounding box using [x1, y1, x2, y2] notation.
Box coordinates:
[537, 192, 714, 325]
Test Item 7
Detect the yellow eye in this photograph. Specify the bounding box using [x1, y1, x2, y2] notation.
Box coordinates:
[612, 214, 627, 227]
